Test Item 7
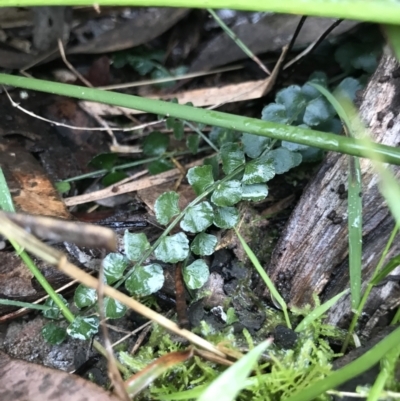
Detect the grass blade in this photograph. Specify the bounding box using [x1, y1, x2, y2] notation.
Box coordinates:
[310, 83, 363, 310]
[234, 227, 291, 328]
[285, 324, 400, 401]
[295, 289, 349, 333]
[196, 340, 272, 401]
[1, 74, 400, 164]
[0, 1, 400, 25]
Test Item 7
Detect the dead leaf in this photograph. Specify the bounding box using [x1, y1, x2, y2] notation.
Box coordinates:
[0, 351, 121, 401]
[125, 349, 194, 397]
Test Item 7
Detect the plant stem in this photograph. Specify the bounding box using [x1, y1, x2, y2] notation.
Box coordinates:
[2, 74, 400, 164]
[0, 1, 399, 25]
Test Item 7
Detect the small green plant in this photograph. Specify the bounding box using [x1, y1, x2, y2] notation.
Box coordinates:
[41, 71, 368, 344]
[113, 46, 187, 88]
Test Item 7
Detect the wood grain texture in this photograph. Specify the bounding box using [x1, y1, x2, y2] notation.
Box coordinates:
[266, 52, 400, 331]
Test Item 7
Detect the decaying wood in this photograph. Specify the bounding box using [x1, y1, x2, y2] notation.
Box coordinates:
[266, 51, 400, 332]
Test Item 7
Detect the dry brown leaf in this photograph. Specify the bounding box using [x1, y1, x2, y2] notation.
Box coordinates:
[0, 351, 121, 401]
[0, 142, 71, 218]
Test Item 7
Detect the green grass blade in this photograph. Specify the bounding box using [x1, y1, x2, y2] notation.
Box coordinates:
[207, 8, 269, 75]
[310, 83, 363, 310]
[1, 1, 400, 25]
[1, 74, 400, 164]
[371, 254, 400, 286]
[234, 228, 291, 328]
[196, 340, 272, 401]
[0, 169, 15, 212]
[0, 298, 50, 311]
[0, 168, 75, 322]
[295, 289, 349, 333]
[383, 24, 400, 61]
[285, 324, 400, 401]
[339, 100, 400, 228]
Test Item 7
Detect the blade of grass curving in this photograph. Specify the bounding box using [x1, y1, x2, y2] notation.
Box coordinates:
[391, 305, 400, 325]
[0, 170, 14, 212]
[0, 168, 75, 322]
[2, 75, 400, 164]
[343, 224, 400, 347]
[295, 289, 349, 333]
[317, 94, 400, 352]
[371, 253, 400, 286]
[1, 1, 400, 25]
[234, 227, 291, 328]
[366, 344, 400, 401]
[0, 170, 128, 373]
[207, 8, 270, 76]
[196, 340, 272, 401]
[310, 83, 363, 310]
[339, 99, 400, 234]
[0, 299, 51, 311]
[383, 24, 400, 61]
[285, 324, 400, 401]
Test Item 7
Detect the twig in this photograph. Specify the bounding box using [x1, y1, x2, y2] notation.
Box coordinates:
[58, 39, 92, 88]
[130, 323, 153, 355]
[64, 158, 206, 206]
[111, 321, 152, 348]
[98, 65, 244, 91]
[3, 87, 162, 133]
[284, 19, 344, 70]
[97, 261, 130, 401]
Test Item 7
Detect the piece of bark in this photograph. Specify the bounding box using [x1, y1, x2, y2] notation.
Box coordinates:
[266, 51, 400, 331]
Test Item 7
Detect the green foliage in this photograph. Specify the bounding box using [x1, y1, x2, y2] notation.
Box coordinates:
[103, 297, 128, 319]
[197, 341, 271, 401]
[241, 184, 269, 201]
[187, 165, 214, 195]
[124, 231, 151, 261]
[213, 206, 239, 229]
[126, 264, 164, 297]
[211, 180, 242, 206]
[42, 296, 69, 320]
[182, 260, 210, 290]
[180, 202, 214, 233]
[155, 191, 180, 225]
[220, 143, 245, 174]
[143, 131, 170, 156]
[103, 253, 130, 285]
[187, 134, 200, 154]
[67, 316, 100, 340]
[166, 117, 184, 140]
[154, 233, 190, 263]
[55, 181, 71, 194]
[242, 159, 275, 184]
[74, 284, 97, 308]
[41, 322, 67, 345]
[241, 133, 271, 159]
[113, 47, 186, 88]
[191, 233, 218, 256]
[117, 318, 339, 401]
[89, 153, 119, 170]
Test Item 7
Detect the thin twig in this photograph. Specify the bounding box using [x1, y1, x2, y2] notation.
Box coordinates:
[58, 39, 93, 88]
[284, 19, 344, 70]
[111, 321, 152, 348]
[207, 8, 270, 76]
[3, 87, 162, 133]
[98, 65, 243, 90]
[97, 262, 130, 401]
[64, 158, 206, 206]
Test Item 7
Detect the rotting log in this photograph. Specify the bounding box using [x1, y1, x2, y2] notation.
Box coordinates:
[266, 50, 400, 334]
